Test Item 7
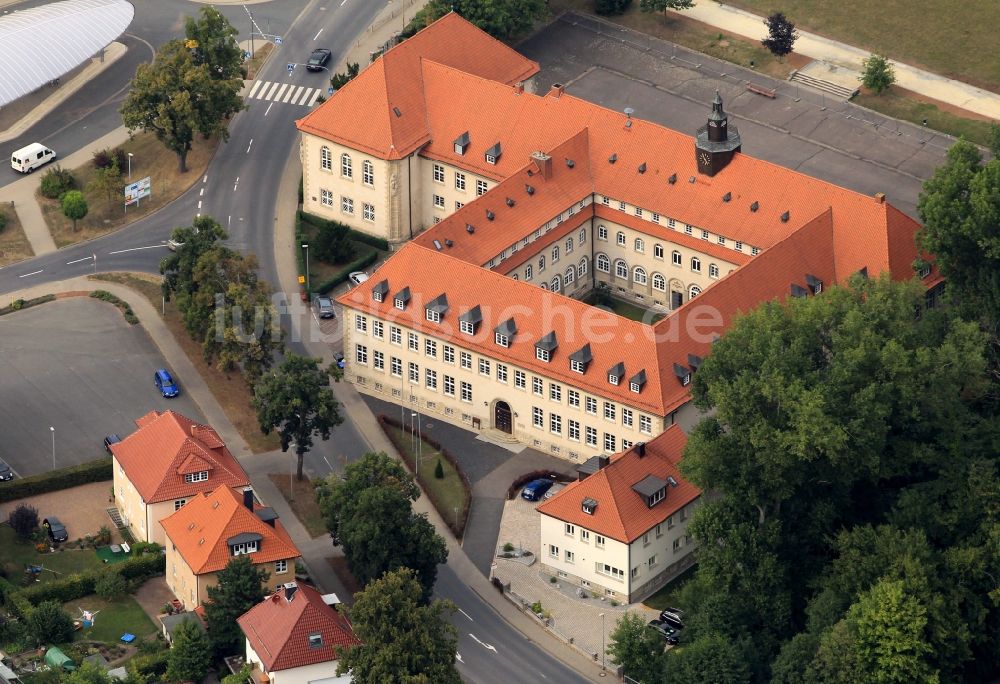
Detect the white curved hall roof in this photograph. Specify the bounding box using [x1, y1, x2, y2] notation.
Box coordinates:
[0, 0, 134, 107]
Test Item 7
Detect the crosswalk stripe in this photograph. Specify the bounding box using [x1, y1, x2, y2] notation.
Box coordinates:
[247, 80, 263, 99]
[306, 89, 321, 106]
[288, 86, 304, 104]
[244, 81, 318, 106]
[295, 88, 314, 105]
[282, 85, 298, 103]
[261, 82, 279, 100]
[271, 83, 289, 101]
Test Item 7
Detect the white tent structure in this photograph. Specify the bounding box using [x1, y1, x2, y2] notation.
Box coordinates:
[0, 0, 134, 108]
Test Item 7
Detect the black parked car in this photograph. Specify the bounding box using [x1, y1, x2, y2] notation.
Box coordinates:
[659, 607, 685, 630]
[0, 458, 14, 481]
[43, 517, 68, 543]
[307, 48, 332, 71]
[647, 619, 680, 645]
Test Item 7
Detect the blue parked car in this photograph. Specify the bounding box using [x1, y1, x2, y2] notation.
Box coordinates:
[154, 368, 179, 398]
[521, 479, 554, 502]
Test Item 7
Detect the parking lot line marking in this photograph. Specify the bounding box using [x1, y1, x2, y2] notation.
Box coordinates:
[66, 255, 94, 265]
[313, 28, 323, 40]
[108, 245, 162, 255]
[248, 80, 263, 98]
[18, 269, 42, 277]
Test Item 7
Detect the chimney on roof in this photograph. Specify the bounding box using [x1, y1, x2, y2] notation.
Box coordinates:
[284, 583, 298, 602]
[243, 487, 254, 511]
[531, 151, 552, 180]
[636, 442, 646, 457]
[874, 192, 886, 203]
[548, 83, 564, 98]
[514, 82, 524, 95]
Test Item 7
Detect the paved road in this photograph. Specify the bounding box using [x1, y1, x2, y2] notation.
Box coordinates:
[0, 297, 204, 477]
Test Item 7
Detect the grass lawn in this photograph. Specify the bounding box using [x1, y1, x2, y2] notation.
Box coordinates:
[547, 0, 800, 81]
[853, 89, 997, 147]
[298, 218, 386, 291]
[643, 564, 696, 612]
[0, 525, 106, 586]
[0, 205, 34, 267]
[37, 132, 221, 248]
[267, 473, 328, 538]
[246, 42, 275, 80]
[582, 292, 666, 324]
[724, 0, 1000, 92]
[88, 273, 280, 453]
[385, 425, 469, 535]
[63, 594, 157, 644]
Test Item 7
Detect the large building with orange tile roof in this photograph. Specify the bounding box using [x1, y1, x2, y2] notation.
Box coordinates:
[237, 583, 358, 684]
[536, 426, 700, 602]
[317, 13, 937, 461]
[161, 485, 300, 609]
[111, 410, 251, 545]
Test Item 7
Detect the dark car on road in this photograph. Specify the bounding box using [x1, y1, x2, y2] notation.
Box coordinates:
[647, 619, 680, 645]
[313, 295, 335, 319]
[104, 434, 122, 453]
[154, 368, 179, 398]
[0, 458, 13, 481]
[43, 517, 68, 543]
[307, 48, 332, 71]
[521, 479, 554, 501]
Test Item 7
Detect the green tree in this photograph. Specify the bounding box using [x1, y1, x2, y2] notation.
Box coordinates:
[761, 12, 798, 58]
[336, 568, 460, 684]
[317, 452, 447, 600]
[61, 190, 88, 231]
[88, 158, 123, 209]
[166, 619, 213, 683]
[63, 662, 114, 684]
[662, 632, 751, 684]
[95, 572, 129, 600]
[160, 215, 228, 331]
[9, 503, 39, 539]
[27, 600, 75, 645]
[254, 354, 342, 480]
[330, 62, 359, 91]
[639, 0, 694, 15]
[861, 54, 895, 94]
[185, 7, 243, 80]
[988, 122, 1000, 159]
[595, 0, 632, 15]
[405, 0, 546, 39]
[121, 40, 244, 172]
[203, 556, 269, 656]
[606, 612, 662, 683]
[220, 664, 252, 684]
[313, 219, 356, 263]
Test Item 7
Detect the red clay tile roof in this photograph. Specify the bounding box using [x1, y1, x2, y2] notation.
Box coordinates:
[537, 425, 698, 543]
[110, 411, 250, 504]
[237, 584, 359, 671]
[161, 485, 300, 575]
[296, 12, 538, 160]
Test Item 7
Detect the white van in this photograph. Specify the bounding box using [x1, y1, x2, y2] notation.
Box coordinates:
[10, 143, 56, 174]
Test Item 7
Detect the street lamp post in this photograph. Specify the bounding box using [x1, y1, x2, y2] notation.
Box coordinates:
[411, 411, 422, 476]
[599, 612, 606, 670]
[49, 426, 55, 470]
[302, 243, 310, 292]
[127, 152, 133, 179]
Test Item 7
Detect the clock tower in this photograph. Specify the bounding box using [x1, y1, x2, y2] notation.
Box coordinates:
[695, 90, 741, 177]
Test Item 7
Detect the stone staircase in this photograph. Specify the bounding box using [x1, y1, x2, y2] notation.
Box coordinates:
[105, 506, 124, 529]
[790, 70, 858, 99]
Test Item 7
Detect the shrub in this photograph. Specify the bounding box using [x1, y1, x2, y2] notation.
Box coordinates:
[128, 650, 169, 682]
[531, 601, 543, 614]
[595, 0, 632, 14]
[0, 294, 55, 318]
[300, 210, 389, 250]
[0, 210, 7, 233]
[503, 542, 514, 553]
[434, 459, 445, 479]
[861, 53, 895, 94]
[95, 572, 128, 600]
[313, 249, 379, 295]
[132, 541, 162, 555]
[9, 503, 39, 539]
[0, 457, 111, 503]
[92, 147, 128, 171]
[314, 219, 357, 264]
[39, 166, 76, 199]
[27, 600, 75, 645]
[20, 553, 164, 606]
[549, 576, 557, 584]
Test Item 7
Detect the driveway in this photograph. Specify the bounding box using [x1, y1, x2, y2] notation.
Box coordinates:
[0, 480, 123, 544]
[0, 296, 204, 478]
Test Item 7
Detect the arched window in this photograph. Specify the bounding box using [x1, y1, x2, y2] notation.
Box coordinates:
[362, 160, 374, 186]
[691, 257, 701, 273]
[541, 282, 548, 291]
[596, 253, 610, 273]
[615, 259, 628, 279]
[511, 274, 518, 280]
[320, 147, 332, 171]
[633, 267, 647, 285]
[579, 228, 587, 244]
[341, 153, 352, 178]
[565, 237, 574, 254]
[565, 266, 576, 285]
[616, 231, 626, 246]
[709, 263, 719, 279]
[525, 264, 533, 280]
[578, 257, 589, 277]
[672, 251, 682, 266]
[652, 273, 666, 291]
[552, 245, 560, 262]
[551, 276, 562, 292]
[538, 255, 546, 271]
[634, 238, 644, 253]
[689, 284, 702, 299]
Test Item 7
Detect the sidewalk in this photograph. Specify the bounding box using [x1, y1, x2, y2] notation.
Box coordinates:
[678, 2, 1000, 120]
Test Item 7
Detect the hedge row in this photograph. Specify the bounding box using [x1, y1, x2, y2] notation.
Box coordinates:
[378, 414, 472, 538]
[0, 457, 112, 503]
[314, 250, 379, 295]
[90, 290, 139, 325]
[299, 210, 390, 251]
[0, 294, 56, 317]
[129, 650, 169, 680]
[19, 552, 165, 606]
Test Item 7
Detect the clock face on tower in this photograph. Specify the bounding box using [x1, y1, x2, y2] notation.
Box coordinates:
[699, 152, 711, 167]
[708, 120, 718, 127]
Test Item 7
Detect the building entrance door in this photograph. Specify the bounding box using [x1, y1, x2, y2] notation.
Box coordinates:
[494, 401, 513, 434]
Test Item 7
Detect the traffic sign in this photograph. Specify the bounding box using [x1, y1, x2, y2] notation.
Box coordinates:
[287, 63, 294, 74]
[244, 50, 251, 59]
[274, 36, 283, 45]
[298, 275, 306, 285]
[327, 87, 334, 96]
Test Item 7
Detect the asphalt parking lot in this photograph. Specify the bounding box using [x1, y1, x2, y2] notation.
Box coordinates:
[0, 297, 204, 478]
[520, 12, 956, 219]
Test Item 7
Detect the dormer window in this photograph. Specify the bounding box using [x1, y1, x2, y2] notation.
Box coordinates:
[427, 310, 440, 323]
[630, 382, 641, 393]
[460, 320, 474, 335]
[495, 333, 509, 347]
[309, 633, 323, 649]
[535, 331, 558, 363]
[373, 291, 384, 303]
[372, 279, 389, 303]
[629, 370, 647, 394]
[228, 532, 263, 556]
[607, 362, 625, 387]
[485, 142, 502, 165]
[571, 360, 585, 373]
[184, 471, 209, 484]
[582, 497, 598, 515]
[632, 475, 668, 508]
[806, 274, 823, 294]
[648, 488, 666, 507]
[569, 344, 592, 374]
[459, 305, 482, 336]
[494, 318, 516, 348]
[394, 287, 411, 311]
[536, 348, 550, 362]
[425, 294, 448, 323]
[609, 374, 619, 386]
[454, 132, 470, 155]
[674, 363, 692, 387]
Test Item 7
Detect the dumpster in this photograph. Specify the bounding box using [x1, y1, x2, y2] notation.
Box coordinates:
[44, 646, 76, 672]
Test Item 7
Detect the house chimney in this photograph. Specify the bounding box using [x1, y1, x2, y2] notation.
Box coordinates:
[284, 583, 298, 601]
[597, 455, 609, 470]
[514, 82, 524, 95]
[243, 487, 254, 511]
[531, 151, 552, 180]
[874, 192, 886, 203]
[636, 442, 646, 457]
[548, 83, 564, 98]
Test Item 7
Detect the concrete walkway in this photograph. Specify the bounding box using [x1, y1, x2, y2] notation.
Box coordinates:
[677, 2, 1000, 119]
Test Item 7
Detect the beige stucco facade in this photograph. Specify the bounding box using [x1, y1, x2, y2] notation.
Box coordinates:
[538, 498, 698, 603]
[245, 640, 351, 684]
[165, 543, 295, 610]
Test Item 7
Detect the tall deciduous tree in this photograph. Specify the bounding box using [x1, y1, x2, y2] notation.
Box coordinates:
[761, 12, 798, 58]
[166, 619, 212, 683]
[184, 7, 243, 80]
[203, 556, 269, 656]
[595, 0, 632, 16]
[662, 632, 751, 684]
[61, 190, 88, 231]
[63, 662, 114, 684]
[336, 568, 460, 684]
[121, 40, 243, 172]
[639, 0, 694, 16]
[253, 354, 342, 480]
[406, 0, 546, 39]
[88, 158, 123, 209]
[317, 452, 447, 600]
[606, 612, 663, 683]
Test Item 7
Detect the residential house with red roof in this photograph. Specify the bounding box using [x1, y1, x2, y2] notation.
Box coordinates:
[537, 426, 700, 602]
[161, 485, 300, 609]
[111, 410, 251, 545]
[237, 583, 358, 684]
